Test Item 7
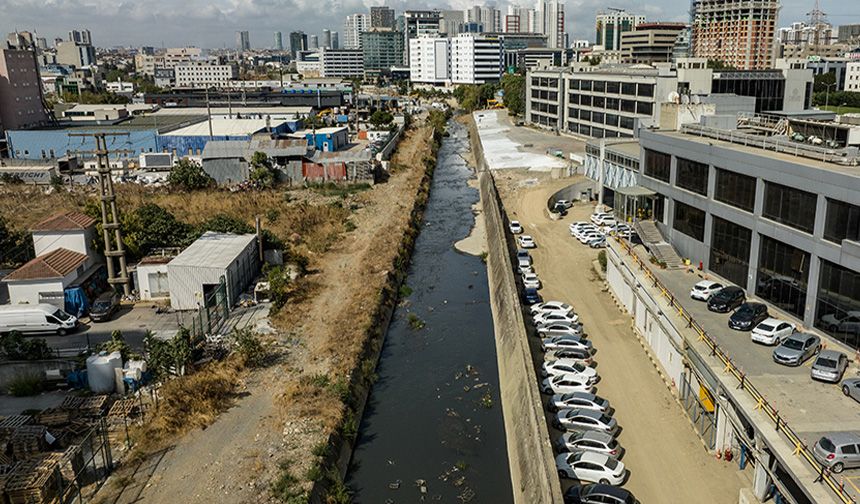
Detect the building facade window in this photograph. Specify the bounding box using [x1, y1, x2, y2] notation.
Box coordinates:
[714, 168, 756, 212]
[816, 260, 860, 350]
[763, 181, 817, 234]
[710, 216, 752, 288]
[676, 157, 708, 196]
[643, 149, 670, 182]
[673, 201, 706, 241]
[756, 235, 810, 318]
[823, 198, 860, 244]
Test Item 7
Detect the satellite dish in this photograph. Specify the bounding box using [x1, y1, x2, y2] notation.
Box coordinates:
[667, 91, 680, 103]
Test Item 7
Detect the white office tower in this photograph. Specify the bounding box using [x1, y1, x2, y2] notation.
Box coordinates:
[344, 13, 370, 49]
[536, 0, 565, 48]
[409, 36, 451, 84]
[451, 34, 502, 84]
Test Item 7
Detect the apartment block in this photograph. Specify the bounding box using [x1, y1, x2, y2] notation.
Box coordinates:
[320, 49, 364, 78]
[0, 48, 51, 131]
[450, 34, 502, 84]
[404, 10, 442, 64]
[409, 37, 451, 84]
[56, 41, 96, 68]
[174, 63, 239, 88]
[845, 61, 860, 92]
[691, 0, 779, 70]
[596, 10, 645, 51]
[371, 6, 396, 29]
[343, 14, 370, 49]
[361, 29, 404, 76]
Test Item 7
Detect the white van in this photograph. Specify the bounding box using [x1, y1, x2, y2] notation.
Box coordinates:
[0, 304, 79, 336]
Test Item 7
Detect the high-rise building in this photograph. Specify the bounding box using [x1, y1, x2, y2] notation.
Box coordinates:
[309, 35, 319, 49]
[6, 31, 35, 49]
[290, 31, 308, 58]
[371, 6, 396, 29]
[404, 10, 441, 64]
[410, 36, 451, 83]
[536, 1, 565, 49]
[236, 31, 251, 52]
[838, 24, 860, 43]
[56, 41, 96, 67]
[595, 9, 645, 51]
[68, 29, 91, 46]
[361, 29, 404, 76]
[274, 31, 284, 51]
[451, 33, 503, 84]
[465, 5, 502, 33]
[620, 22, 687, 64]
[440, 10, 465, 36]
[0, 48, 51, 133]
[323, 30, 332, 49]
[344, 13, 371, 49]
[321, 48, 364, 77]
[691, 0, 779, 70]
[331, 32, 340, 49]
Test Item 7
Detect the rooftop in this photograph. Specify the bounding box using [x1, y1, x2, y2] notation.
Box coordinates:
[32, 211, 96, 232]
[4, 248, 88, 281]
[169, 232, 256, 270]
[151, 106, 311, 117]
[162, 118, 286, 137]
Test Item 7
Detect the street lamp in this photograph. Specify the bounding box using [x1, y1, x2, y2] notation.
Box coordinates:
[837, 102, 847, 115]
[823, 82, 837, 110]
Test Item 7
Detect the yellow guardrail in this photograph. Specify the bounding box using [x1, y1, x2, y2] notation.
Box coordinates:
[613, 236, 856, 504]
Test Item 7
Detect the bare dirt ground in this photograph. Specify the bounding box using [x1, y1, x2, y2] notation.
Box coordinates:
[90, 123, 437, 504]
[494, 170, 750, 504]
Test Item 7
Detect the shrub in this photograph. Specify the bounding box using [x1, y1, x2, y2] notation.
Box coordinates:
[597, 250, 607, 272]
[8, 373, 45, 396]
[167, 159, 214, 191]
[0, 332, 53, 360]
[233, 327, 265, 367]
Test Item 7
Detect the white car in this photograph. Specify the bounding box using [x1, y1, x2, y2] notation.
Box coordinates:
[571, 224, 597, 238]
[540, 373, 595, 394]
[509, 220, 523, 234]
[518, 235, 536, 248]
[555, 199, 572, 209]
[537, 323, 584, 338]
[517, 264, 534, 275]
[555, 451, 627, 485]
[541, 360, 598, 381]
[751, 318, 796, 345]
[578, 231, 603, 244]
[542, 336, 593, 353]
[569, 221, 593, 233]
[534, 311, 579, 326]
[544, 347, 593, 364]
[690, 280, 724, 301]
[530, 301, 573, 316]
[522, 272, 541, 289]
[590, 213, 616, 227]
[555, 431, 621, 457]
[547, 392, 610, 414]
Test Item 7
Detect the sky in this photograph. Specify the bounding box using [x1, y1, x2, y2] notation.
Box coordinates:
[1, 0, 859, 49]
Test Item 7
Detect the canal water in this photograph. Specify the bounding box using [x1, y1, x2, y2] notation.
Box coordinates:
[346, 121, 513, 503]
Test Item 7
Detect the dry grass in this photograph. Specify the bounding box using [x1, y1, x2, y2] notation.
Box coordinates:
[276, 374, 346, 432]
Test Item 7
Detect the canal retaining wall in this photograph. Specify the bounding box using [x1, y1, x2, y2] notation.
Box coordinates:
[470, 117, 565, 504]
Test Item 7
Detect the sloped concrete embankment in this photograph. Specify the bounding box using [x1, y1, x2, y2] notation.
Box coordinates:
[470, 117, 564, 504]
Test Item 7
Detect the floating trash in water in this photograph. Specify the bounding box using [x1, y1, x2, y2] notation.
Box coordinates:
[389, 480, 402, 490]
[458, 488, 476, 502]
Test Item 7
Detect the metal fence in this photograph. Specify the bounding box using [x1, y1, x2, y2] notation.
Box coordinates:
[612, 236, 857, 504]
[679, 373, 717, 450]
[188, 276, 230, 344]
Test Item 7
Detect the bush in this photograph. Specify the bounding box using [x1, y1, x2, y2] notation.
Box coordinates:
[233, 327, 265, 367]
[597, 250, 607, 272]
[98, 330, 132, 361]
[0, 332, 53, 360]
[8, 373, 45, 396]
[167, 159, 214, 191]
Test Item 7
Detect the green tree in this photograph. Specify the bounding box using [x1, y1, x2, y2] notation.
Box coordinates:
[706, 59, 736, 70]
[0, 332, 53, 360]
[98, 330, 132, 361]
[369, 110, 394, 128]
[167, 159, 214, 191]
[500, 73, 525, 116]
[813, 71, 837, 94]
[199, 214, 255, 235]
[122, 204, 194, 258]
[249, 151, 278, 189]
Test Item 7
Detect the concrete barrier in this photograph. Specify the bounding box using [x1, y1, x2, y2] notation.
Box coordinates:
[472, 119, 564, 503]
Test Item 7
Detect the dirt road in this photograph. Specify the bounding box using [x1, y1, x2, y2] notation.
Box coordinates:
[495, 172, 748, 504]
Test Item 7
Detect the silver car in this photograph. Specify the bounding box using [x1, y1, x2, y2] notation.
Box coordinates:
[553, 408, 619, 436]
[555, 430, 621, 458]
[772, 332, 820, 366]
[813, 432, 860, 473]
[547, 392, 610, 413]
[811, 350, 849, 383]
[843, 378, 860, 403]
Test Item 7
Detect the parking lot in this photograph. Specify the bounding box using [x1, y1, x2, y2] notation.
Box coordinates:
[497, 173, 747, 503]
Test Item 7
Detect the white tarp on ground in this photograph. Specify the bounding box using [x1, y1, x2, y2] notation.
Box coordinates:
[473, 110, 568, 172]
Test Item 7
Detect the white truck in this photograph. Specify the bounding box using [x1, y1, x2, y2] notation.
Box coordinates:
[0, 304, 78, 336]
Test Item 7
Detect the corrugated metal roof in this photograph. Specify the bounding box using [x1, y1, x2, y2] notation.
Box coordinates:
[4, 248, 88, 281]
[163, 119, 286, 137]
[202, 141, 249, 159]
[169, 232, 256, 269]
[32, 211, 96, 232]
[249, 138, 311, 157]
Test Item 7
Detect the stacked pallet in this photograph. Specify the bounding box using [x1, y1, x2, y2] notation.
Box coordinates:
[107, 399, 137, 419]
[57, 447, 83, 485]
[4, 454, 64, 504]
[0, 463, 22, 502]
[0, 417, 33, 437]
[74, 397, 110, 418]
[33, 410, 70, 429]
[10, 427, 48, 461]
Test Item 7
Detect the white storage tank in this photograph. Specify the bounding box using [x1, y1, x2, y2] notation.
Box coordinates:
[86, 351, 122, 393]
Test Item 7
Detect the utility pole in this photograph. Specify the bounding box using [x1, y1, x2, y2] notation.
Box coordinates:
[205, 87, 214, 139]
[68, 132, 132, 296]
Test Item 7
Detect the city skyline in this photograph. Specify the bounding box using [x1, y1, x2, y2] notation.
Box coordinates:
[2, 0, 856, 49]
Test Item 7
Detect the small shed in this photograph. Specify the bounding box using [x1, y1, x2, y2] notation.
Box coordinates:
[167, 232, 259, 310]
[133, 254, 174, 301]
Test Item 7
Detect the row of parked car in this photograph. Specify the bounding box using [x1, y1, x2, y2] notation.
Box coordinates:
[568, 215, 637, 250]
[688, 280, 860, 474]
[512, 232, 638, 504]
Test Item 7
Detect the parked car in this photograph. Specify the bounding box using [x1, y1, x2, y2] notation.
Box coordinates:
[590, 212, 616, 227]
[518, 264, 534, 275]
[545, 347, 594, 365]
[813, 432, 860, 473]
[564, 484, 637, 504]
[541, 373, 595, 395]
[542, 335, 593, 353]
[556, 431, 621, 457]
[728, 302, 769, 331]
[554, 203, 569, 216]
[90, 291, 120, 323]
[820, 310, 860, 334]
[587, 236, 607, 249]
[519, 235, 537, 248]
[570, 222, 596, 236]
[547, 392, 610, 413]
[578, 231, 603, 244]
[772, 332, 821, 366]
[842, 378, 860, 403]
[689, 280, 723, 301]
[751, 318, 795, 346]
[534, 311, 579, 326]
[516, 249, 532, 268]
[522, 272, 541, 289]
[707, 286, 745, 313]
[523, 287, 543, 305]
[555, 199, 573, 209]
[542, 360, 598, 381]
[554, 409, 618, 435]
[811, 350, 849, 383]
[556, 451, 626, 485]
[531, 301, 574, 316]
[538, 323, 584, 338]
[0, 304, 78, 336]
[573, 227, 599, 241]
[509, 220, 523, 234]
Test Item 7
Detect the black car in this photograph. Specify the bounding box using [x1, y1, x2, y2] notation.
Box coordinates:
[90, 291, 120, 322]
[564, 483, 638, 504]
[523, 287, 542, 305]
[728, 302, 769, 331]
[707, 286, 745, 313]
